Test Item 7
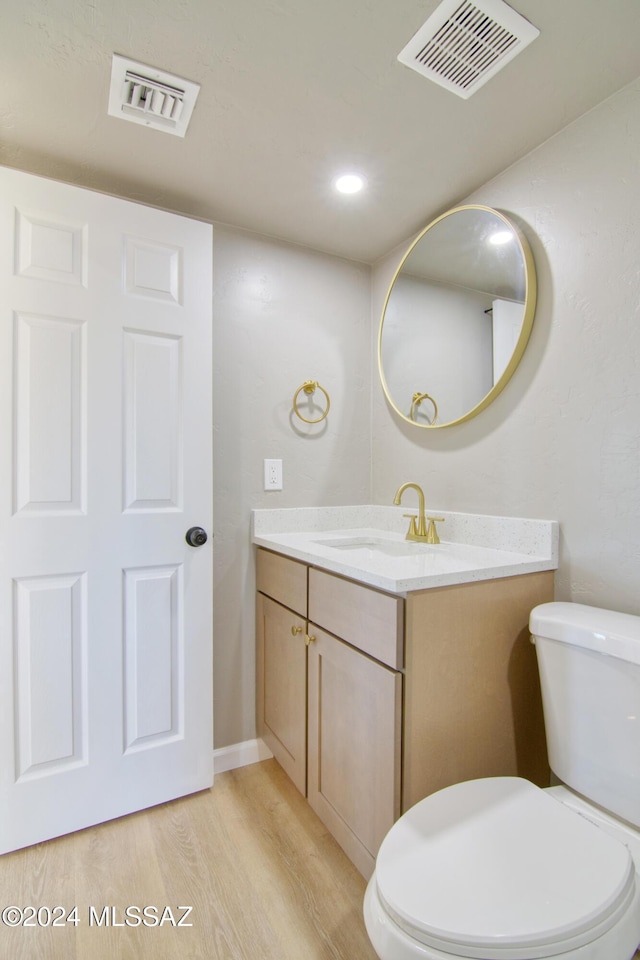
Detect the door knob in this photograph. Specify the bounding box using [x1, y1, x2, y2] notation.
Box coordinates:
[185, 526, 208, 547]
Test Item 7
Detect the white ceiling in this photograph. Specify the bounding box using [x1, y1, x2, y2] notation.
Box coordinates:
[2, 0, 640, 263]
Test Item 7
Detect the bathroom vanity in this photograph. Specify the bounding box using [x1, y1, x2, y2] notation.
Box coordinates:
[253, 506, 557, 878]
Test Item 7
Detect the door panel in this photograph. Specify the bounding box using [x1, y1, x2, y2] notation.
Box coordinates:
[14, 311, 85, 514]
[0, 165, 213, 854]
[123, 329, 182, 510]
[14, 209, 87, 286]
[123, 564, 182, 751]
[14, 573, 86, 778]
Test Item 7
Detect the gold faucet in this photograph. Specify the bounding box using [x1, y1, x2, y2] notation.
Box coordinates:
[393, 482, 428, 541]
[393, 482, 445, 544]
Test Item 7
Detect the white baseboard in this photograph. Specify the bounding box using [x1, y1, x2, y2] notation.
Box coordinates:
[213, 738, 273, 775]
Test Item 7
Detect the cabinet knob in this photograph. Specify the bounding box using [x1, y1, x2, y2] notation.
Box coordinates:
[291, 625, 303, 636]
[305, 634, 316, 646]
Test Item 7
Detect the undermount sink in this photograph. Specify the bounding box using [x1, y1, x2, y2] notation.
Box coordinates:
[313, 535, 435, 557]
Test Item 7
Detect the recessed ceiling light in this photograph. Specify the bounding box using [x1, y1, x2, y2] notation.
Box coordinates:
[334, 174, 365, 194]
[489, 230, 514, 245]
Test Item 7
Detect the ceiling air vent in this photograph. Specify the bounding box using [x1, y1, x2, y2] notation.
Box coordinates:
[108, 55, 200, 137]
[397, 0, 539, 99]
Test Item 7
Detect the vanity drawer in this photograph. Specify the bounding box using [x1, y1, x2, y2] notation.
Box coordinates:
[308, 568, 404, 669]
[257, 548, 308, 615]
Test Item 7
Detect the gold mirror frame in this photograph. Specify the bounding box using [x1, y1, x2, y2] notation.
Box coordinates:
[378, 205, 537, 429]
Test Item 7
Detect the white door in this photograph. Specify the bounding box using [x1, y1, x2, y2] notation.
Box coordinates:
[492, 298, 525, 384]
[0, 166, 213, 854]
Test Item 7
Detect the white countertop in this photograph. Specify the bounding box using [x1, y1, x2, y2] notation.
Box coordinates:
[252, 506, 558, 595]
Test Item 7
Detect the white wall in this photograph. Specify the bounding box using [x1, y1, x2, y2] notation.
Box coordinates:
[371, 78, 640, 616]
[212, 225, 371, 747]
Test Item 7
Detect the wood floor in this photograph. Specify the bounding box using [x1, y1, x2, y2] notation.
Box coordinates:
[0, 759, 378, 960]
[3, 759, 639, 960]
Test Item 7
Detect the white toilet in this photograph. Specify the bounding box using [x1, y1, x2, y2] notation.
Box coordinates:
[364, 602, 640, 960]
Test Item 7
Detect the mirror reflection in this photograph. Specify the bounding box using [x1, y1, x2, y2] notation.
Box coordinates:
[379, 205, 536, 428]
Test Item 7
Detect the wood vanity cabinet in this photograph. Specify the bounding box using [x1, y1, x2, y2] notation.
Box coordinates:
[256, 548, 401, 877]
[256, 546, 553, 879]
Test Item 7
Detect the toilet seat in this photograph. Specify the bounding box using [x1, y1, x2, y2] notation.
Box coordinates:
[373, 777, 636, 960]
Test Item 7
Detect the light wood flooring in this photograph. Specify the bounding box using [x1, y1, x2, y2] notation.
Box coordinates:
[0, 759, 378, 960]
[3, 760, 639, 960]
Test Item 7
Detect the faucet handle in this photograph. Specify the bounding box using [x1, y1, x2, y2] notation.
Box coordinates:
[402, 513, 419, 539]
[426, 516, 445, 544]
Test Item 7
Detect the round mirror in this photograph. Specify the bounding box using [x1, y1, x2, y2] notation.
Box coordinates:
[378, 205, 536, 428]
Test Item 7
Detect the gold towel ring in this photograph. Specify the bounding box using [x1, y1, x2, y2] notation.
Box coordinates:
[410, 391, 438, 424]
[293, 380, 331, 424]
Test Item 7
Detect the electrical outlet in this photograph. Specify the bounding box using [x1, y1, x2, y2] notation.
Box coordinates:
[264, 459, 283, 491]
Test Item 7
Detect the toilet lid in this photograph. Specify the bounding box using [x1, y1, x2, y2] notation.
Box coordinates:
[375, 778, 635, 960]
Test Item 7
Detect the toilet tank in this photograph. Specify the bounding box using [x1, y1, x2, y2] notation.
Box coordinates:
[530, 602, 640, 830]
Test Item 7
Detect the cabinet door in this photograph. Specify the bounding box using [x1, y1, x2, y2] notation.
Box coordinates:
[256, 594, 307, 795]
[307, 626, 401, 879]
